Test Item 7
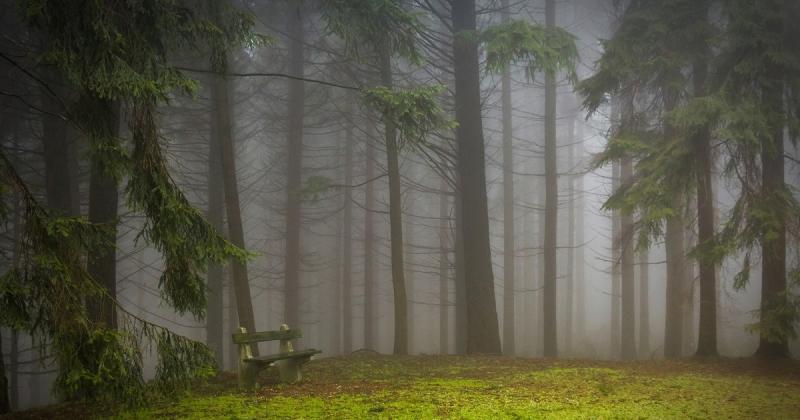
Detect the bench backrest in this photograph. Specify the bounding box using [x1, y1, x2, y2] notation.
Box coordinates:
[232, 326, 302, 345]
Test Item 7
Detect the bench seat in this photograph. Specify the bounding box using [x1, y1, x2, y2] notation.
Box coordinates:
[234, 324, 321, 390]
[244, 349, 322, 366]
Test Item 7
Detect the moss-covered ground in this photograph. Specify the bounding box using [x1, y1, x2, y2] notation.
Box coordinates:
[9, 352, 800, 419]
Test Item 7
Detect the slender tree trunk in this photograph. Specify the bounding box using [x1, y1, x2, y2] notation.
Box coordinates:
[454, 184, 468, 354]
[452, 0, 502, 354]
[620, 153, 636, 359]
[216, 70, 257, 349]
[755, 44, 788, 358]
[542, 0, 559, 358]
[284, 2, 305, 329]
[638, 248, 650, 358]
[379, 51, 408, 355]
[693, 57, 718, 357]
[662, 85, 684, 358]
[565, 112, 575, 356]
[0, 331, 8, 414]
[405, 214, 416, 354]
[501, 0, 515, 354]
[664, 215, 686, 358]
[206, 85, 225, 366]
[362, 127, 375, 352]
[439, 181, 450, 354]
[87, 100, 120, 329]
[575, 120, 586, 351]
[336, 103, 354, 355]
[611, 161, 621, 358]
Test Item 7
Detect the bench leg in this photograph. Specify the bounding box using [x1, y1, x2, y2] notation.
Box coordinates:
[276, 356, 311, 383]
[238, 362, 260, 390]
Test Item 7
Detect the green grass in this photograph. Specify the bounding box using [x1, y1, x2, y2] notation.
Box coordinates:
[13, 353, 800, 419]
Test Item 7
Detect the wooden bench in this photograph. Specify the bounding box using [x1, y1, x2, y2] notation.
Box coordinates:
[232, 324, 321, 390]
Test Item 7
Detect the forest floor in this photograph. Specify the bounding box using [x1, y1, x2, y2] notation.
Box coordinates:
[9, 351, 800, 419]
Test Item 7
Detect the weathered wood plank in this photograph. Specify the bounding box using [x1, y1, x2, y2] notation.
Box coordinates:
[243, 349, 321, 365]
[232, 328, 303, 344]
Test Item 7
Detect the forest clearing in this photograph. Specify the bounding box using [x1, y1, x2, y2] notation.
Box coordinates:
[2, 0, 800, 418]
[9, 354, 800, 419]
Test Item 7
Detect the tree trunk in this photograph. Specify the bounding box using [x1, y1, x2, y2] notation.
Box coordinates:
[0, 331, 8, 414]
[439, 180, 450, 354]
[501, 0, 515, 354]
[664, 214, 686, 358]
[454, 183, 467, 354]
[575, 120, 586, 352]
[638, 248, 650, 358]
[542, 0, 559, 358]
[216, 71, 257, 350]
[620, 154, 636, 360]
[284, 2, 305, 329]
[362, 125, 375, 352]
[206, 85, 225, 366]
[693, 57, 718, 357]
[755, 40, 788, 358]
[379, 50, 408, 356]
[565, 111, 575, 356]
[611, 160, 621, 358]
[451, 0, 502, 354]
[337, 102, 354, 355]
[87, 100, 120, 329]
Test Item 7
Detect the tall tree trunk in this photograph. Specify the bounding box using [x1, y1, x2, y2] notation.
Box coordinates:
[87, 100, 120, 329]
[379, 51, 408, 355]
[662, 85, 684, 358]
[620, 155, 636, 359]
[362, 126, 375, 352]
[638, 248, 650, 358]
[336, 103, 354, 355]
[755, 34, 788, 358]
[693, 57, 718, 357]
[454, 183, 468, 354]
[0, 331, 8, 414]
[575, 120, 586, 352]
[501, 0, 515, 355]
[405, 214, 416, 354]
[611, 161, 621, 358]
[542, 0, 559, 358]
[565, 111, 575, 356]
[452, 0, 502, 354]
[664, 215, 687, 358]
[216, 71, 257, 349]
[284, 2, 305, 329]
[439, 180, 450, 354]
[206, 87, 225, 366]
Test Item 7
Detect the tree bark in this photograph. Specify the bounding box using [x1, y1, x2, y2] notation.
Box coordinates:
[610, 162, 621, 359]
[565, 110, 575, 356]
[216, 71, 257, 351]
[638, 248, 650, 358]
[501, 0, 515, 354]
[337, 101, 354, 355]
[451, 0, 502, 354]
[542, 0, 559, 358]
[284, 2, 305, 329]
[87, 100, 120, 329]
[693, 57, 718, 357]
[620, 153, 636, 359]
[379, 50, 409, 355]
[439, 180, 450, 354]
[362, 125, 375, 352]
[454, 183, 467, 354]
[755, 37, 788, 358]
[206, 84, 225, 366]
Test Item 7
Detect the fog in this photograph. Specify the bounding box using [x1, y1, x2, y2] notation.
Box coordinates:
[1, 0, 799, 410]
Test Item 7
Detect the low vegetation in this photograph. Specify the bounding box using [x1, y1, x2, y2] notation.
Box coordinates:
[9, 353, 800, 419]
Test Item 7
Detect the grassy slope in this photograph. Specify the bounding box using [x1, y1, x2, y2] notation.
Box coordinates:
[10, 353, 800, 419]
